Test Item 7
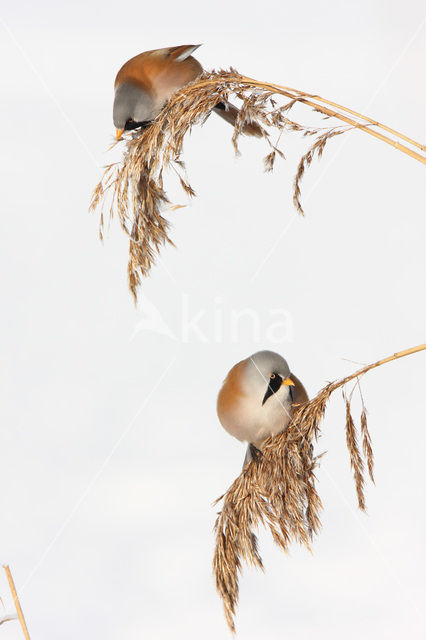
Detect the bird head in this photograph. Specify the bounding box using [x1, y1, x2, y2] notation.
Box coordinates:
[113, 44, 203, 140]
[113, 82, 156, 139]
[243, 350, 295, 406]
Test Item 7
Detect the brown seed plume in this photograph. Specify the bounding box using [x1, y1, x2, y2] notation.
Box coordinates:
[90, 70, 426, 302]
[213, 343, 426, 632]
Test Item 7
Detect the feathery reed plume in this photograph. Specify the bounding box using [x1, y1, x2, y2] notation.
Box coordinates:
[0, 614, 17, 626]
[213, 343, 426, 632]
[344, 394, 365, 511]
[90, 70, 426, 301]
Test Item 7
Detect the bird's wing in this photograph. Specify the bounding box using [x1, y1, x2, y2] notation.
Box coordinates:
[290, 372, 309, 406]
[167, 44, 201, 62]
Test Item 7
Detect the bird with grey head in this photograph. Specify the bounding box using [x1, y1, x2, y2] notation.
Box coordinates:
[217, 350, 309, 465]
[113, 44, 263, 139]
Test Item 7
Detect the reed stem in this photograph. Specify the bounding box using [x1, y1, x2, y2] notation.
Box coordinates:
[3, 566, 30, 640]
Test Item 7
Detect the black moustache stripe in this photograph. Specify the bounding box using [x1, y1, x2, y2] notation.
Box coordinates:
[124, 120, 152, 131]
[262, 373, 283, 405]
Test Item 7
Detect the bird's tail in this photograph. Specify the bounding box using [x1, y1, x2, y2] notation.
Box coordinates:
[213, 102, 264, 138]
[243, 443, 262, 468]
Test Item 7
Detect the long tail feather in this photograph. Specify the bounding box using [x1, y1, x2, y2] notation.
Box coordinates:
[213, 102, 264, 137]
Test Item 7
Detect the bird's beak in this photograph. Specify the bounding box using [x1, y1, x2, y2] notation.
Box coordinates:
[116, 128, 124, 140]
[282, 377, 295, 386]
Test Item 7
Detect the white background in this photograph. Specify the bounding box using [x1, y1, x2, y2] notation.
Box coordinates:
[1, 1, 426, 638]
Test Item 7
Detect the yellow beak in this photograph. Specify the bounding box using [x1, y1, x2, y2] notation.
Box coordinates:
[282, 377, 295, 387]
[116, 128, 124, 140]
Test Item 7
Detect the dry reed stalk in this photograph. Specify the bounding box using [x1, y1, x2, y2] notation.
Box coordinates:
[90, 70, 426, 302]
[213, 343, 426, 632]
[3, 565, 30, 640]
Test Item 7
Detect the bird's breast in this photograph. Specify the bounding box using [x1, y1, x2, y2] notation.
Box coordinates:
[217, 368, 293, 446]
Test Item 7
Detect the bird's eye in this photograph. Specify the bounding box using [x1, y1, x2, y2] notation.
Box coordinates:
[125, 118, 150, 131]
[270, 373, 276, 379]
[124, 118, 137, 131]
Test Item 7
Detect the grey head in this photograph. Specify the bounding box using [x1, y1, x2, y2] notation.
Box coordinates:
[113, 82, 157, 132]
[246, 350, 291, 382]
[242, 350, 294, 406]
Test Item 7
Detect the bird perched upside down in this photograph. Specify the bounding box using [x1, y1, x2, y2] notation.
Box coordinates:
[113, 44, 263, 140]
[217, 350, 308, 464]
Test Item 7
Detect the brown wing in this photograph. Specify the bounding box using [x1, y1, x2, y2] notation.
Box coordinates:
[290, 372, 309, 407]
